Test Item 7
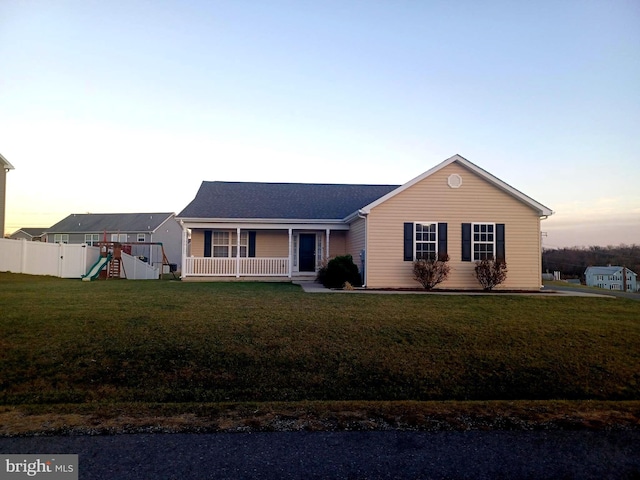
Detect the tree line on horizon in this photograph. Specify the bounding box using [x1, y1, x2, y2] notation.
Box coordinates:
[542, 244, 640, 280]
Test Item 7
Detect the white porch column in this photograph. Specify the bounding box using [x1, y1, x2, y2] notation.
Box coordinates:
[288, 228, 292, 278]
[180, 221, 188, 278]
[236, 227, 241, 278]
[325, 229, 330, 262]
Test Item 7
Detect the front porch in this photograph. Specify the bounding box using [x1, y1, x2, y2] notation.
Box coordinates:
[179, 223, 349, 280]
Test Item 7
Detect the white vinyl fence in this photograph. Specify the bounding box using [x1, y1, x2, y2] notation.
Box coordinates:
[121, 251, 159, 279]
[0, 238, 159, 280]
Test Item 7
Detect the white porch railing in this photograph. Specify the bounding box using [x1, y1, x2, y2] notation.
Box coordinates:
[184, 257, 290, 277]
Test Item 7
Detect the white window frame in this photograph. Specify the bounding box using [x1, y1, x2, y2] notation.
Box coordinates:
[212, 230, 248, 258]
[54, 234, 69, 244]
[472, 222, 495, 261]
[85, 234, 100, 246]
[111, 234, 127, 243]
[137, 233, 146, 242]
[413, 222, 438, 260]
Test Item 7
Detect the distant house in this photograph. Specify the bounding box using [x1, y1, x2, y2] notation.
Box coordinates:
[177, 154, 554, 290]
[584, 266, 638, 292]
[9, 228, 47, 241]
[1, 153, 15, 238]
[45, 212, 182, 268]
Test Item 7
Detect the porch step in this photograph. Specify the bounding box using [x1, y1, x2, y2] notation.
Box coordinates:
[293, 275, 317, 282]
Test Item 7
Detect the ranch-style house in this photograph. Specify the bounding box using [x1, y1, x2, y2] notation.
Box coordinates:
[176, 154, 554, 290]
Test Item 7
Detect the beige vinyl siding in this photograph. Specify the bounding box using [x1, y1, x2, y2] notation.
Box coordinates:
[255, 230, 289, 257]
[328, 231, 347, 258]
[367, 162, 544, 290]
[190, 230, 206, 256]
[347, 217, 366, 259]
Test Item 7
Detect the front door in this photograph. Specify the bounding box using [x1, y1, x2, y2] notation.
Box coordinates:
[299, 234, 316, 272]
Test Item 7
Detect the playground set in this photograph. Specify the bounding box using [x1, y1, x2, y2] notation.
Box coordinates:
[82, 241, 177, 281]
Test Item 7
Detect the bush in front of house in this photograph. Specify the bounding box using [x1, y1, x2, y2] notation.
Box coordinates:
[474, 258, 508, 290]
[412, 254, 451, 290]
[317, 254, 362, 288]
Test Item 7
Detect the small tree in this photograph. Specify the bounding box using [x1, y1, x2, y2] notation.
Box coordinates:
[474, 258, 508, 290]
[412, 254, 450, 290]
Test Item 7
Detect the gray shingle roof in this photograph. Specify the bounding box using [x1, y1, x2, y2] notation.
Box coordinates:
[178, 182, 400, 220]
[585, 266, 636, 276]
[47, 213, 175, 233]
[12, 228, 47, 237]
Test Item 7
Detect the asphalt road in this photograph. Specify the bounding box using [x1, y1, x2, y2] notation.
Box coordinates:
[1, 430, 639, 479]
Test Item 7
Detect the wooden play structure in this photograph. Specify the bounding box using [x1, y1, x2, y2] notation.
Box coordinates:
[83, 241, 176, 280]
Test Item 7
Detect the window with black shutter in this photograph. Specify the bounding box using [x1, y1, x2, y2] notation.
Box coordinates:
[403, 222, 448, 261]
[461, 223, 505, 261]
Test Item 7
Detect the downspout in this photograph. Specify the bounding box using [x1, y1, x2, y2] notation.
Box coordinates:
[539, 214, 549, 289]
[358, 210, 368, 287]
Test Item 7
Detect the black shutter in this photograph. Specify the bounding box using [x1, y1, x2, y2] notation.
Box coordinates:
[204, 230, 212, 257]
[462, 223, 471, 261]
[403, 223, 413, 261]
[248, 231, 256, 258]
[437, 223, 448, 259]
[496, 224, 505, 261]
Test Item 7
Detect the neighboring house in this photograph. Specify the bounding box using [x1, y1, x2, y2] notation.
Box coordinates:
[45, 213, 182, 268]
[9, 228, 47, 241]
[176, 154, 554, 290]
[584, 266, 638, 292]
[1, 153, 15, 238]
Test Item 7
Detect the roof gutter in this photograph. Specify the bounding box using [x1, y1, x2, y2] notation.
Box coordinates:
[176, 217, 347, 225]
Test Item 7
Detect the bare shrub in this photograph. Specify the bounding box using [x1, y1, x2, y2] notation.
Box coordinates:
[474, 258, 508, 290]
[412, 254, 450, 290]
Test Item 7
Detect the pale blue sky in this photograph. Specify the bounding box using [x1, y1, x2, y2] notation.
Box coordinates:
[1, 0, 639, 247]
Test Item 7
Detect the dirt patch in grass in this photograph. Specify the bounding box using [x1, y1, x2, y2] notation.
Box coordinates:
[1, 401, 639, 436]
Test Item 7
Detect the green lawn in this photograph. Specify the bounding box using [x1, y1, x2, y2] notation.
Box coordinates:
[1, 272, 639, 434]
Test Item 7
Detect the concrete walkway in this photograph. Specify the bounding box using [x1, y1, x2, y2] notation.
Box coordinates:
[293, 281, 615, 297]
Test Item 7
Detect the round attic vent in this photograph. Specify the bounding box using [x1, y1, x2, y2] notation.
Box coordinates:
[447, 174, 462, 188]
